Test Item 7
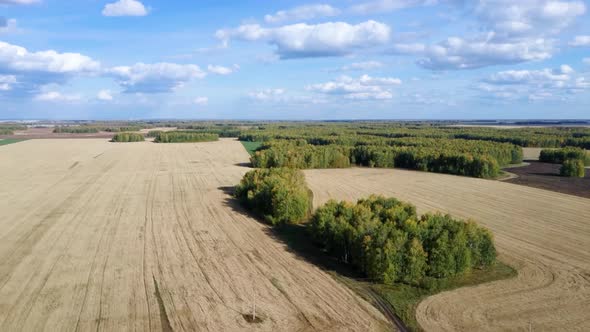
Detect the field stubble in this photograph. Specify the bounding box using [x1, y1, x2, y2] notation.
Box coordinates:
[305, 167, 590, 331]
[0, 139, 390, 331]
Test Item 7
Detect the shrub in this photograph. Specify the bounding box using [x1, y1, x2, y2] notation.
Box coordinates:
[111, 132, 145, 142]
[234, 168, 313, 225]
[560, 159, 585, 178]
[310, 195, 497, 285]
[154, 131, 219, 143]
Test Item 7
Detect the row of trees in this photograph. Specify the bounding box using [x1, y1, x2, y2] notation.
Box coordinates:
[352, 146, 501, 178]
[310, 195, 497, 285]
[251, 140, 351, 169]
[560, 159, 586, 178]
[53, 126, 100, 134]
[111, 132, 145, 142]
[154, 131, 219, 143]
[250, 140, 509, 178]
[234, 168, 313, 225]
[539, 147, 590, 165]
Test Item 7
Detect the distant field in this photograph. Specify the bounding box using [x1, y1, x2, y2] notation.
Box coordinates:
[0, 139, 389, 331]
[305, 168, 590, 332]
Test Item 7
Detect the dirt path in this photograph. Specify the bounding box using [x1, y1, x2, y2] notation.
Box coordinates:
[0, 139, 390, 331]
[305, 168, 590, 332]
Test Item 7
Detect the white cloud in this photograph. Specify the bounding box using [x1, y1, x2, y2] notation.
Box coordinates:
[340, 61, 383, 71]
[248, 88, 285, 101]
[475, 0, 586, 37]
[478, 64, 588, 100]
[307, 74, 401, 100]
[97, 90, 113, 101]
[583, 58, 590, 65]
[194, 96, 208, 105]
[0, 41, 100, 96]
[108, 63, 206, 93]
[207, 64, 238, 75]
[0, 41, 100, 74]
[265, 4, 340, 24]
[570, 35, 590, 47]
[102, 0, 148, 17]
[216, 20, 390, 58]
[35, 91, 81, 102]
[349, 0, 439, 15]
[0, 74, 16, 91]
[416, 35, 553, 70]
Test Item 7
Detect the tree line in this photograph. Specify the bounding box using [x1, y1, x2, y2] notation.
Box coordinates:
[111, 132, 145, 142]
[310, 195, 497, 285]
[540, 147, 588, 178]
[153, 131, 219, 143]
[250, 139, 519, 178]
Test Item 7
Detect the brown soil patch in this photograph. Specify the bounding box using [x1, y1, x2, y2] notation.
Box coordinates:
[504, 161, 590, 198]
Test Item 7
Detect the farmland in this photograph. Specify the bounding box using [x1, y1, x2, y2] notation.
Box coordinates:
[305, 167, 590, 331]
[0, 139, 389, 331]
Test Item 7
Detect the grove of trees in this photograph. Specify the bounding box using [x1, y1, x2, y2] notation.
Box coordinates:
[560, 159, 586, 178]
[234, 168, 313, 225]
[111, 132, 145, 142]
[540, 147, 590, 165]
[310, 195, 497, 285]
[154, 131, 219, 143]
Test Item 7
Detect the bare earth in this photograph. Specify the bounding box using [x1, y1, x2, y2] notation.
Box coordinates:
[0, 139, 390, 332]
[305, 168, 590, 332]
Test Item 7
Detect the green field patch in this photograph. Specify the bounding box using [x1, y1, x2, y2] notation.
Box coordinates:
[241, 141, 262, 156]
[0, 139, 27, 146]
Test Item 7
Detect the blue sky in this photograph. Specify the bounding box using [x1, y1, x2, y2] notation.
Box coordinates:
[0, 0, 589, 120]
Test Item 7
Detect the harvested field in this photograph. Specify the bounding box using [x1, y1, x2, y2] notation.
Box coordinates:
[305, 168, 590, 332]
[0, 127, 115, 139]
[503, 161, 590, 198]
[522, 147, 544, 161]
[0, 139, 389, 331]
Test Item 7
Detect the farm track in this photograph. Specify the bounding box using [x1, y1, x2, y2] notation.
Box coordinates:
[305, 168, 590, 331]
[0, 139, 390, 332]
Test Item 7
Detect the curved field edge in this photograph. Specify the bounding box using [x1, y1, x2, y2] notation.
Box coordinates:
[304, 168, 590, 331]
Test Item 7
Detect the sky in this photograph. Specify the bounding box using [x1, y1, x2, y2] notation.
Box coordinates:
[0, 0, 589, 120]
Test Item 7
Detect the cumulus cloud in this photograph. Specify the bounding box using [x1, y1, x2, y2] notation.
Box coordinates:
[97, 90, 113, 101]
[0, 41, 100, 95]
[265, 4, 340, 24]
[108, 63, 206, 93]
[207, 64, 239, 75]
[35, 91, 81, 102]
[216, 20, 390, 58]
[307, 74, 401, 100]
[416, 35, 553, 70]
[339, 61, 383, 71]
[475, 0, 586, 38]
[102, 0, 148, 17]
[570, 35, 590, 47]
[389, 1, 586, 70]
[478, 64, 588, 100]
[194, 96, 208, 105]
